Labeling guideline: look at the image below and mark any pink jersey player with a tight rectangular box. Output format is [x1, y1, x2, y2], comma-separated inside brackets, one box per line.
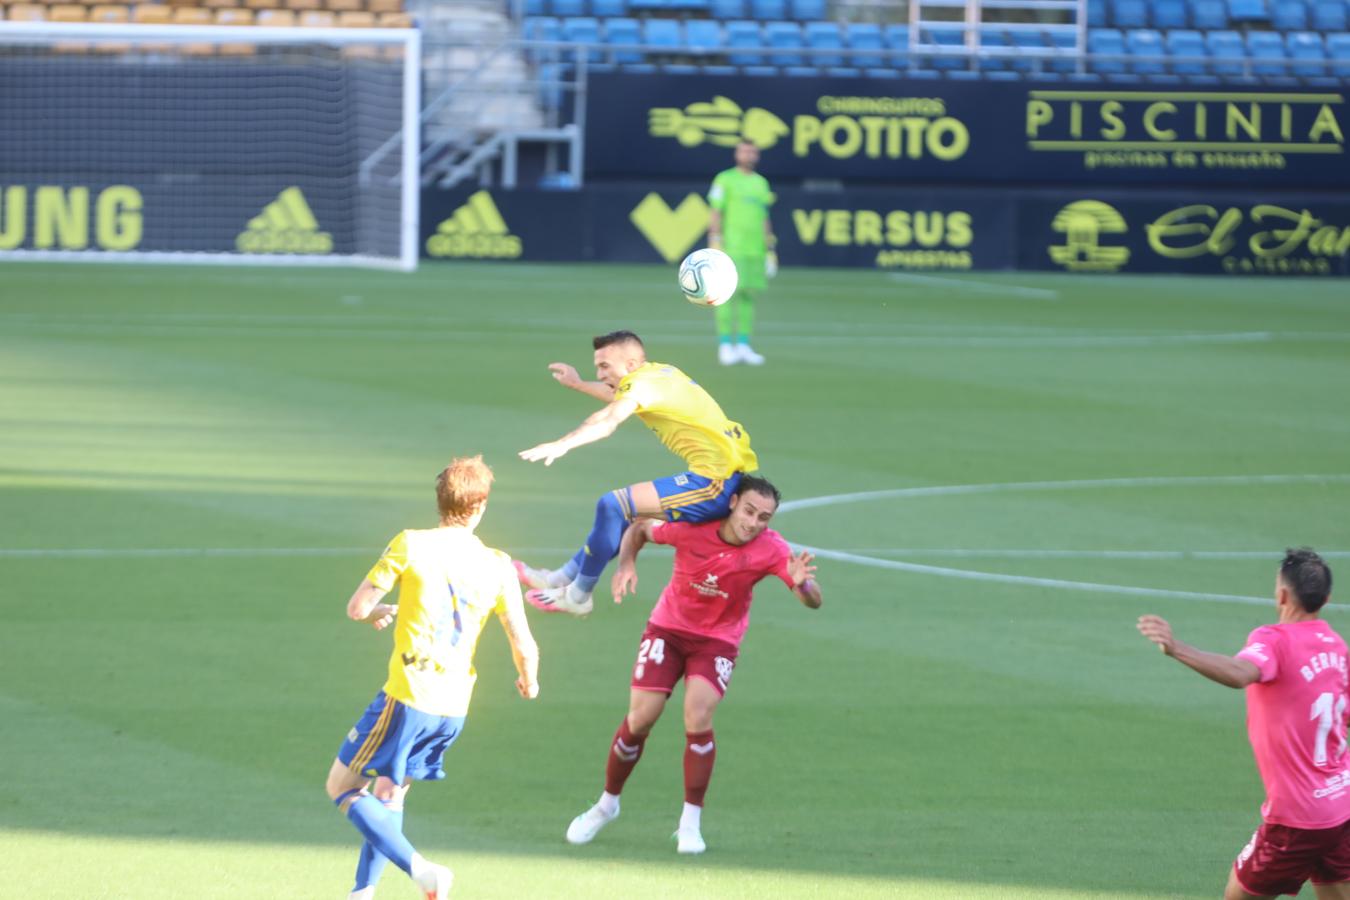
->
[1139, 548, 1349, 900]
[562, 475, 822, 856]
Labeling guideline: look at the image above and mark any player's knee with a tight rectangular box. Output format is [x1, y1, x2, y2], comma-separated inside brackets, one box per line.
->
[627, 707, 660, 735]
[595, 490, 630, 525]
[684, 708, 715, 732]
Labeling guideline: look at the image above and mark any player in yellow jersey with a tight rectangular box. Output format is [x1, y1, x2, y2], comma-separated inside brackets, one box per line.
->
[324, 455, 539, 900]
[517, 330, 758, 617]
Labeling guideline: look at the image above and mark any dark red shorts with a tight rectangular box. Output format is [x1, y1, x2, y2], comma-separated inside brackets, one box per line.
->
[1234, 819, 1350, 896]
[630, 623, 739, 698]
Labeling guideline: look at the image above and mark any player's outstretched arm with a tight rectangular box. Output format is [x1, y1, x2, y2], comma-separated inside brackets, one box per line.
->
[546, 362, 616, 404]
[1136, 614, 1260, 689]
[498, 581, 541, 699]
[788, 551, 822, 609]
[346, 578, 397, 630]
[612, 519, 658, 604]
[519, 396, 639, 466]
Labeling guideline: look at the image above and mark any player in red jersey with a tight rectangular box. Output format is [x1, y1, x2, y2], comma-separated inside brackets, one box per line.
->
[1138, 548, 1350, 900]
[562, 474, 822, 854]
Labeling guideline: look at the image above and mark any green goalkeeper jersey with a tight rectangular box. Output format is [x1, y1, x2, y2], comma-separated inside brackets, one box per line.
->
[707, 167, 775, 256]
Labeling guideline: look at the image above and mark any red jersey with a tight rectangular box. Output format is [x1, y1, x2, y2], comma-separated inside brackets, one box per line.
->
[646, 520, 794, 648]
[1236, 620, 1350, 829]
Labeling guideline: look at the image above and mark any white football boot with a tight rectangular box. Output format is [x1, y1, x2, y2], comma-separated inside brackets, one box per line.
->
[566, 798, 619, 845]
[718, 343, 739, 366]
[736, 343, 765, 366]
[525, 584, 594, 616]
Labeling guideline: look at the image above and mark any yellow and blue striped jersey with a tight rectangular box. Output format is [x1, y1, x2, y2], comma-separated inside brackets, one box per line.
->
[617, 362, 758, 479]
[366, 528, 520, 717]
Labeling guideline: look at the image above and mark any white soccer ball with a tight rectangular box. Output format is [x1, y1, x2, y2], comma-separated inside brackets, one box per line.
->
[678, 248, 739, 308]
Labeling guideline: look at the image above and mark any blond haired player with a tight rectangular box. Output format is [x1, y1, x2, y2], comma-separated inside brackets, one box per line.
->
[324, 456, 540, 900]
[517, 330, 758, 616]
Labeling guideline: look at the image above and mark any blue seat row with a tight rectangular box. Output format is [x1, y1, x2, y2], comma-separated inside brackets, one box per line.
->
[1089, 26, 1349, 75]
[524, 16, 1350, 78]
[1098, 0, 1347, 30]
[523, 0, 828, 20]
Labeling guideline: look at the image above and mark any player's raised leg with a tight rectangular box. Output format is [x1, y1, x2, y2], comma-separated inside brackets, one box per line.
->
[523, 481, 663, 615]
[567, 688, 669, 844]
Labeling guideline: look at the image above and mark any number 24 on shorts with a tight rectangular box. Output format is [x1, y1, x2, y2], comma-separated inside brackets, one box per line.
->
[635, 637, 666, 679]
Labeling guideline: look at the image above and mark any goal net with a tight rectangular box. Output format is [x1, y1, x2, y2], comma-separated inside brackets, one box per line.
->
[0, 22, 421, 271]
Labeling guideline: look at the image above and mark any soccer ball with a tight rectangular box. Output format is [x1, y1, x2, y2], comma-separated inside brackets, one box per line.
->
[678, 248, 738, 307]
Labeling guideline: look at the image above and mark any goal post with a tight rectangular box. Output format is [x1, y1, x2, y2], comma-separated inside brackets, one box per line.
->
[0, 22, 421, 271]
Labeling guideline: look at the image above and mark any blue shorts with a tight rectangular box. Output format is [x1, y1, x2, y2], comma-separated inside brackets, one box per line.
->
[652, 470, 743, 523]
[337, 690, 465, 783]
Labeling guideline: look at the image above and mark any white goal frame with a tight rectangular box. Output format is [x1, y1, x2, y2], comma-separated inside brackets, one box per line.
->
[0, 21, 422, 271]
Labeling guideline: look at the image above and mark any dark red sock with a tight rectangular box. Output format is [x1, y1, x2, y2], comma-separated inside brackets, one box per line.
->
[604, 718, 647, 796]
[683, 730, 716, 806]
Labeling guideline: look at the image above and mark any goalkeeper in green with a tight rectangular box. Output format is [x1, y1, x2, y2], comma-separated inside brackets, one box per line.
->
[707, 140, 777, 367]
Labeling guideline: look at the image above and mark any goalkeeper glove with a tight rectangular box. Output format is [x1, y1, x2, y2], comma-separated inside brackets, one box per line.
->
[765, 250, 778, 279]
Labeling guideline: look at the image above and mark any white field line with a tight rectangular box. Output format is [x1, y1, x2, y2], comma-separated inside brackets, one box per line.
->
[779, 473, 1350, 513]
[887, 271, 1060, 300]
[796, 544, 1278, 607]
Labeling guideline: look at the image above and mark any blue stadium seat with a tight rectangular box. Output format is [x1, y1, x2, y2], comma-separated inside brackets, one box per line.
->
[709, 0, 746, 16]
[1206, 29, 1249, 76]
[1112, 0, 1149, 27]
[663, 63, 699, 74]
[750, 0, 787, 18]
[1271, 0, 1308, 29]
[619, 62, 658, 73]
[524, 16, 561, 64]
[1126, 28, 1166, 73]
[525, 0, 546, 16]
[845, 22, 886, 68]
[1312, 2, 1347, 29]
[561, 16, 602, 63]
[1152, 0, 1188, 26]
[626, 0, 664, 12]
[1049, 28, 1079, 73]
[1166, 29, 1207, 73]
[926, 25, 965, 70]
[552, 0, 585, 17]
[825, 66, 862, 77]
[1329, 32, 1350, 76]
[704, 64, 738, 75]
[1246, 30, 1286, 74]
[1007, 29, 1046, 73]
[590, 0, 626, 16]
[764, 21, 804, 65]
[805, 21, 845, 66]
[685, 19, 723, 53]
[1286, 30, 1326, 76]
[791, 0, 827, 19]
[742, 64, 778, 75]
[980, 30, 1010, 70]
[725, 20, 763, 65]
[643, 18, 682, 52]
[668, 0, 711, 11]
[1190, 0, 1229, 27]
[1088, 28, 1127, 73]
[883, 24, 911, 67]
[1227, 0, 1269, 22]
[1088, 0, 1109, 24]
[986, 69, 1024, 80]
[603, 17, 641, 63]
[862, 67, 903, 78]
[785, 65, 817, 75]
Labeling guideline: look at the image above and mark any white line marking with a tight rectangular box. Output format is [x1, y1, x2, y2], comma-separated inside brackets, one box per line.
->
[798, 545, 1281, 608]
[888, 271, 1061, 300]
[779, 474, 1350, 513]
[783, 474, 1350, 609]
[807, 548, 1350, 560]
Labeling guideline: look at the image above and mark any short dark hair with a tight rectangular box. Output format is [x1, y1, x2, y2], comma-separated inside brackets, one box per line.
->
[736, 474, 781, 506]
[593, 330, 644, 351]
[1280, 547, 1333, 613]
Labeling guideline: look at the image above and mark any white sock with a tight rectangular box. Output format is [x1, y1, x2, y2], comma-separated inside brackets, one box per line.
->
[348, 888, 376, 900]
[679, 802, 702, 832]
[566, 583, 592, 603]
[409, 852, 430, 880]
[597, 791, 620, 816]
[544, 568, 571, 589]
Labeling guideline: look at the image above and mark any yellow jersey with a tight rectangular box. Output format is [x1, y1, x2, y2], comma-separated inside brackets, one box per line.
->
[365, 527, 521, 717]
[617, 362, 758, 479]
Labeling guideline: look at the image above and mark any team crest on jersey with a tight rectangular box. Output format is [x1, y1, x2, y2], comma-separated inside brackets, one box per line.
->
[674, 475, 690, 486]
[692, 572, 728, 599]
[347, 728, 360, 743]
[715, 656, 734, 691]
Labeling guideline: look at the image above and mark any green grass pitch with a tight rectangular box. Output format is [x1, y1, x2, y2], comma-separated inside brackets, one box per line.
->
[2, 261, 1349, 899]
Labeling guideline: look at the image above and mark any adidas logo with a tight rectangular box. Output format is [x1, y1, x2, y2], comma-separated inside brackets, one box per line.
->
[426, 191, 522, 259]
[236, 187, 333, 255]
